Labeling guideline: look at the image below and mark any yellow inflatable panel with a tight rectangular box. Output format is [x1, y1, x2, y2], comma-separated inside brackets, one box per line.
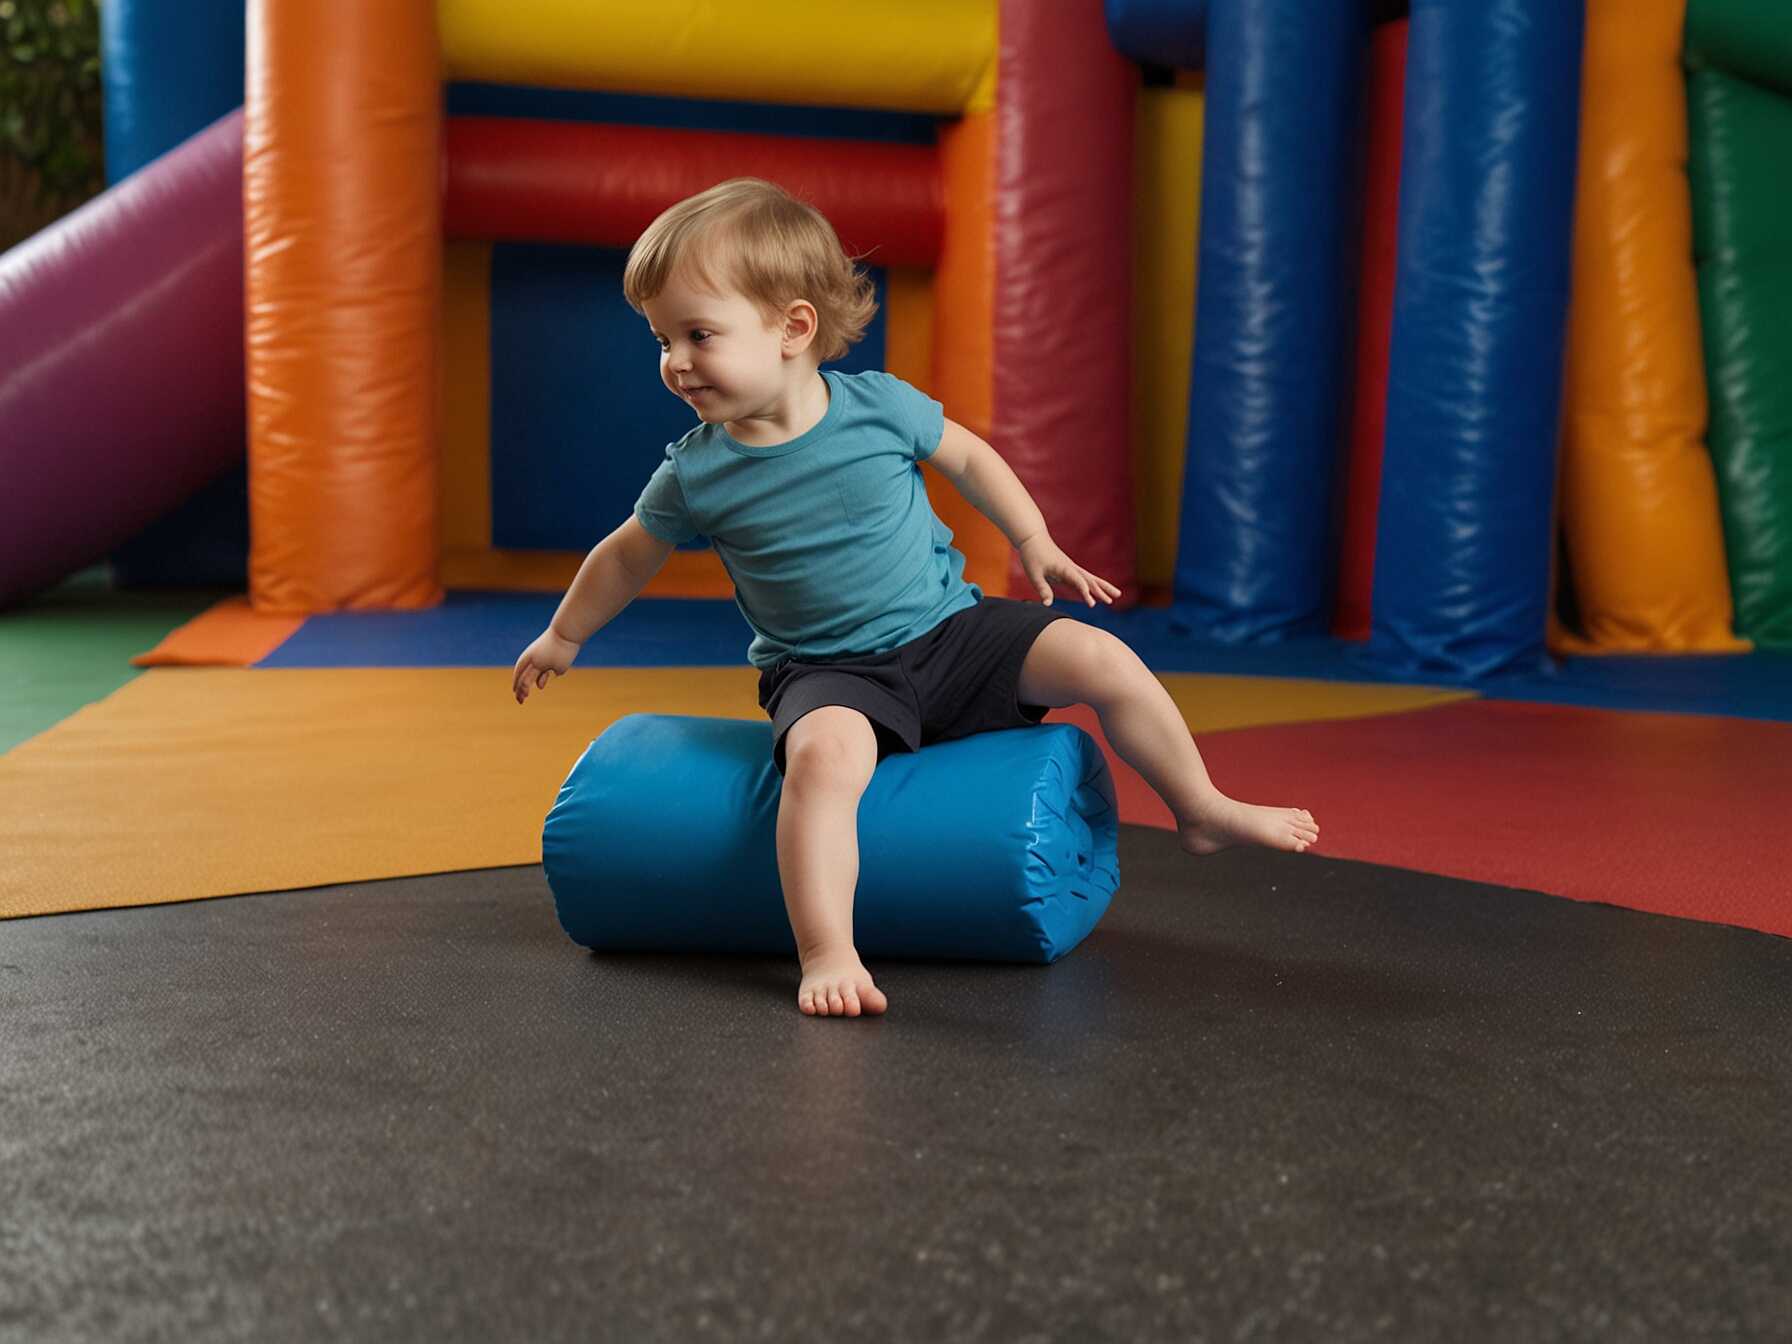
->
[1131, 82, 1203, 595]
[440, 0, 996, 115]
[1557, 0, 1747, 653]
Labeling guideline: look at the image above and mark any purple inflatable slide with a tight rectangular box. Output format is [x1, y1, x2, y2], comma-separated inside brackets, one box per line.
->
[0, 109, 245, 609]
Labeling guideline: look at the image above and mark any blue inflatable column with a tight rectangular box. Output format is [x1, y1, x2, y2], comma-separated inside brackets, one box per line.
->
[1367, 0, 1585, 680]
[102, 0, 251, 589]
[101, 0, 246, 183]
[1103, 0, 1209, 71]
[1172, 0, 1367, 642]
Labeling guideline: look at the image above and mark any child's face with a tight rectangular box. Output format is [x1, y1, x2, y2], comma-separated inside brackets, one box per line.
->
[642, 269, 791, 426]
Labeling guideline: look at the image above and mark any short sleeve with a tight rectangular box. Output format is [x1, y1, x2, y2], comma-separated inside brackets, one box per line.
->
[860, 370, 944, 461]
[892, 376, 946, 461]
[633, 451, 698, 544]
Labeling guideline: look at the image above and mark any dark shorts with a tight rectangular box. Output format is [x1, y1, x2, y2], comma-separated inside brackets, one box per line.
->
[757, 596, 1075, 775]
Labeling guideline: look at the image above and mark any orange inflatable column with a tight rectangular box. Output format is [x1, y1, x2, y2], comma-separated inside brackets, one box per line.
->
[1555, 0, 1745, 652]
[245, 0, 443, 613]
[930, 111, 1009, 596]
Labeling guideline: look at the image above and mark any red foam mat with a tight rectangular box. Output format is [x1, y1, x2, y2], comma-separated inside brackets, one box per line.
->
[1061, 699, 1791, 938]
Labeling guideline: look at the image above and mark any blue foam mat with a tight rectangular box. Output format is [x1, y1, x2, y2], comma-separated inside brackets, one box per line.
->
[255, 594, 1792, 722]
[257, 593, 751, 670]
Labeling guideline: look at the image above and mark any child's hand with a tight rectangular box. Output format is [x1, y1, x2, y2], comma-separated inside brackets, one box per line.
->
[513, 628, 582, 704]
[1018, 534, 1122, 608]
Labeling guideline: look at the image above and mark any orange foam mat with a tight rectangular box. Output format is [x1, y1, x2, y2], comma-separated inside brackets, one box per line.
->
[0, 666, 1466, 920]
[130, 597, 306, 667]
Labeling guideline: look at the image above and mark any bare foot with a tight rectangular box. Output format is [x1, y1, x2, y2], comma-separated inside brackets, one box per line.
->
[1179, 796, 1319, 857]
[797, 948, 888, 1018]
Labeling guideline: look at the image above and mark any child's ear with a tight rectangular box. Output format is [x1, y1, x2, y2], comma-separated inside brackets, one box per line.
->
[780, 300, 819, 357]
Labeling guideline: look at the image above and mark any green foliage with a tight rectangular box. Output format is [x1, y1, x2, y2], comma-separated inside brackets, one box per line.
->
[1, 0, 103, 246]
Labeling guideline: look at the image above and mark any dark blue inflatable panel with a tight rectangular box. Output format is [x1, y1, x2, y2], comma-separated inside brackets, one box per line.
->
[543, 716, 1120, 964]
[101, 0, 248, 587]
[1368, 0, 1584, 680]
[1171, 0, 1367, 643]
[1103, 0, 1209, 71]
[446, 83, 938, 144]
[488, 245, 886, 552]
[100, 0, 244, 183]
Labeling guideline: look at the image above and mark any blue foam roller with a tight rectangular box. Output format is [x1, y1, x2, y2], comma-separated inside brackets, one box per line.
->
[542, 715, 1120, 964]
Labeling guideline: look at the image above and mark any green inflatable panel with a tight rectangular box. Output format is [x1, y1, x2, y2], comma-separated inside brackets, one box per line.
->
[1686, 0, 1792, 100]
[1687, 69, 1792, 648]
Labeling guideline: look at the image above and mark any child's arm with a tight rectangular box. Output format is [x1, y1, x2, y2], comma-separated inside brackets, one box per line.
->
[928, 418, 1122, 607]
[512, 517, 675, 703]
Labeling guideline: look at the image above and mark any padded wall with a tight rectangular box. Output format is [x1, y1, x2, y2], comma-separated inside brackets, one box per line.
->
[1367, 0, 1584, 680]
[488, 248, 886, 552]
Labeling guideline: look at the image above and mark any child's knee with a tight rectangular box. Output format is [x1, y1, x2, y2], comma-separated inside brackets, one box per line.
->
[1060, 627, 1139, 696]
[782, 709, 878, 792]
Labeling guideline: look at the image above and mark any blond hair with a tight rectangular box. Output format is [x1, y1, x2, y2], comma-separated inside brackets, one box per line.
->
[623, 178, 877, 363]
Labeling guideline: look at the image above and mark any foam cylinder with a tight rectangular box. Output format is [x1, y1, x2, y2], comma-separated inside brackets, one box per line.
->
[244, 0, 442, 613]
[542, 716, 1120, 964]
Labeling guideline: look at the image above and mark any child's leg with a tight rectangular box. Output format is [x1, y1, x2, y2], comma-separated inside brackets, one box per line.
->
[1017, 621, 1319, 855]
[776, 705, 889, 1017]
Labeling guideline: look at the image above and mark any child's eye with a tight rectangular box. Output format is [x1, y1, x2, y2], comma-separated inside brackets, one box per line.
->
[690, 330, 712, 344]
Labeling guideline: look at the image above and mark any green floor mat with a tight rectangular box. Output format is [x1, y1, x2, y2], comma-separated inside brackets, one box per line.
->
[0, 569, 231, 755]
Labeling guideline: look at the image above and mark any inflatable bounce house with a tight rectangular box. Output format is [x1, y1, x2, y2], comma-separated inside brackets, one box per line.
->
[3, 0, 1789, 928]
[5, 1, 1792, 1333]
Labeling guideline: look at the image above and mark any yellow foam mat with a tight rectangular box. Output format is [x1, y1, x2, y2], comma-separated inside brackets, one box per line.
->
[1159, 673, 1470, 734]
[1, 668, 761, 920]
[1, 666, 1468, 920]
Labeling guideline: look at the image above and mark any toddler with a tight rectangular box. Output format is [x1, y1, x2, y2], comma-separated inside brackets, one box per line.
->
[514, 178, 1318, 1018]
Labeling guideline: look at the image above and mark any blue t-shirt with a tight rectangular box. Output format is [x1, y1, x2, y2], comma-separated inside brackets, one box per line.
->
[633, 369, 982, 669]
